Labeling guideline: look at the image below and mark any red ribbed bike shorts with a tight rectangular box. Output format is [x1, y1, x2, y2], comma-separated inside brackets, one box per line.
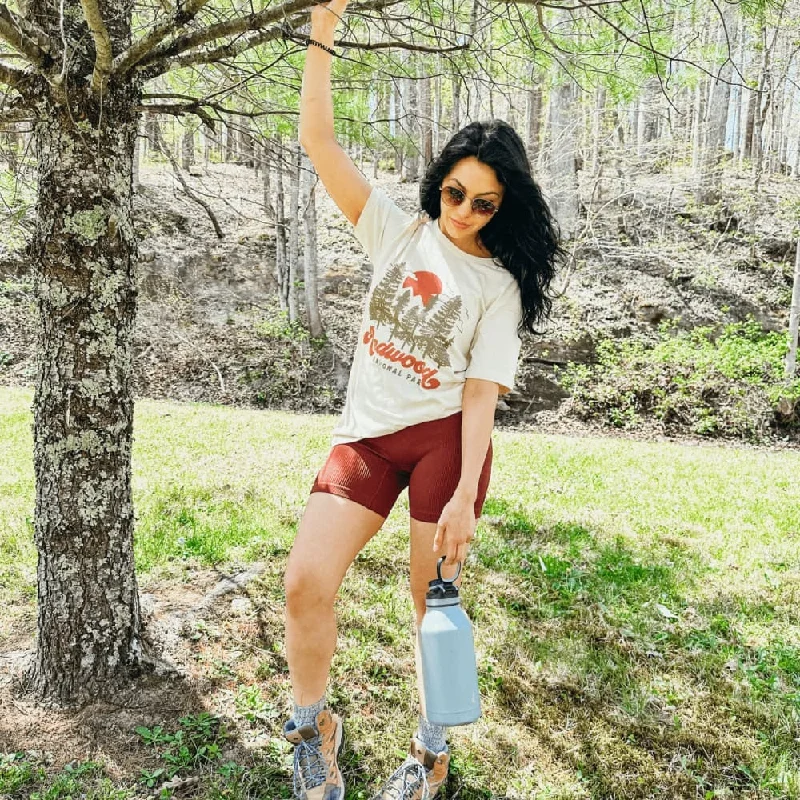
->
[310, 411, 493, 523]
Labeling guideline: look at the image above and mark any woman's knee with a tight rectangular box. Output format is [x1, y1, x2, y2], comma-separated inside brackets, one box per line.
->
[284, 561, 336, 615]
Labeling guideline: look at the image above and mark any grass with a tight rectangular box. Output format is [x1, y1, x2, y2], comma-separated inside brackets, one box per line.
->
[1, 384, 799, 798]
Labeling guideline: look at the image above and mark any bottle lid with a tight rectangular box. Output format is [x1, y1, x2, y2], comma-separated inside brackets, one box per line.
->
[426, 557, 461, 601]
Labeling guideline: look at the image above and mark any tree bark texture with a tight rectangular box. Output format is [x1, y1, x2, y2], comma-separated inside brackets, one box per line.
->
[23, 10, 144, 703]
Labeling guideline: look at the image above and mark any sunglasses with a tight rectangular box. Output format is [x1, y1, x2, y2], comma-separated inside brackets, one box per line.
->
[440, 185, 499, 217]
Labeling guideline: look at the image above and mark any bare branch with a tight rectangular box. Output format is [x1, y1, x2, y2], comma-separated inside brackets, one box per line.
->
[135, 0, 317, 71]
[141, 93, 292, 122]
[152, 124, 224, 238]
[535, 3, 569, 54]
[139, 18, 463, 81]
[140, 101, 218, 128]
[113, 0, 214, 75]
[78, 0, 113, 93]
[137, 18, 316, 79]
[575, 0, 748, 88]
[0, 3, 49, 67]
[134, 0, 403, 76]
[308, 33, 469, 53]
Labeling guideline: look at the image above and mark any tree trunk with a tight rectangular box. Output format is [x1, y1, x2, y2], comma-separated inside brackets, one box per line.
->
[401, 61, 419, 182]
[743, 85, 756, 161]
[433, 67, 442, 154]
[241, 115, 254, 168]
[732, 22, 748, 165]
[637, 79, 660, 158]
[181, 125, 195, 170]
[301, 154, 324, 339]
[691, 80, 705, 173]
[25, 72, 144, 704]
[549, 78, 579, 238]
[752, 23, 770, 191]
[452, 76, 461, 136]
[144, 112, 160, 159]
[536, 88, 552, 175]
[786, 240, 800, 378]
[526, 64, 542, 164]
[287, 139, 301, 324]
[419, 72, 433, 168]
[274, 135, 288, 310]
[202, 124, 212, 165]
[591, 86, 606, 178]
[133, 115, 143, 192]
[391, 80, 400, 171]
[696, 10, 736, 204]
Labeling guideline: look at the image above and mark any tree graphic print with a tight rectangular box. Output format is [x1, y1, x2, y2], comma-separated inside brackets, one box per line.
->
[389, 289, 412, 339]
[369, 261, 405, 326]
[366, 263, 465, 373]
[396, 305, 422, 349]
[415, 296, 463, 367]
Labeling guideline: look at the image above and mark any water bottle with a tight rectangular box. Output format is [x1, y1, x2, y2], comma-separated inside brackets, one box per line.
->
[417, 557, 481, 726]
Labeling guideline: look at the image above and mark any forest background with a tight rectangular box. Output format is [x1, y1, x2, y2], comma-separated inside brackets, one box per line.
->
[1, 0, 800, 797]
[2, 0, 800, 442]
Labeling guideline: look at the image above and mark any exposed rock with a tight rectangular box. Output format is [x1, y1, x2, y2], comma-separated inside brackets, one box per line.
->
[525, 333, 596, 365]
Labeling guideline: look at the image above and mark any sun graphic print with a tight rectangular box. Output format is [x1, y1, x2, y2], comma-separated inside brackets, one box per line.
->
[401, 270, 443, 306]
[364, 262, 464, 389]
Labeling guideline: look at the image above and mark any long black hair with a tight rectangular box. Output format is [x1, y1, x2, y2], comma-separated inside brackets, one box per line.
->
[419, 119, 563, 335]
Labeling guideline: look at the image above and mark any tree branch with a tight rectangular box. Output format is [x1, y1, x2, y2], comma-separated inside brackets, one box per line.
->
[152, 124, 224, 238]
[134, 0, 402, 76]
[141, 93, 294, 123]
[135, 0, 315, 71]
[113, 0, 214, 75]
[0, 3, 49, 67]
[574, 0, 739, 86]
[138, 16, 463, 81]
[78, 0, 113, 93]
[140, 101, 218, 128]
[137, 19, 297, 79]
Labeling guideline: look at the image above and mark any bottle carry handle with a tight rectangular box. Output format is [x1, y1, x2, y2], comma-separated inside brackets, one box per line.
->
[436, 556, 461, 584]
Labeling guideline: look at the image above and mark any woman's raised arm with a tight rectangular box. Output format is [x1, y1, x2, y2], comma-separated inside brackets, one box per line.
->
[299, 0, 372, 227]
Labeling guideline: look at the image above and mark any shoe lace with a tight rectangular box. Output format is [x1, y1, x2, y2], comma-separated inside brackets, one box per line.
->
[293, 735, 328, 796]
[379, 756, 431, 800]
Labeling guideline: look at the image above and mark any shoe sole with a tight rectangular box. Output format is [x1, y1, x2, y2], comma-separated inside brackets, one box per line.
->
[334, 716, 345, 796]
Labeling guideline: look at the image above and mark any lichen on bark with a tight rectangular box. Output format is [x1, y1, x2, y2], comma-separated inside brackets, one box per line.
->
[25, 66, 147, 705]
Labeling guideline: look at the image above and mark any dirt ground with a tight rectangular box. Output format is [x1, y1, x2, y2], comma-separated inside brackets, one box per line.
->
[0, 560, 292, 783]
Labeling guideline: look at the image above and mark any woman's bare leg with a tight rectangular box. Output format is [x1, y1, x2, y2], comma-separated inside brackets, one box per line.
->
[284, 492, 386, 705]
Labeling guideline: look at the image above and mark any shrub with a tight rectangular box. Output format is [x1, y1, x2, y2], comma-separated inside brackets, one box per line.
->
[560, 319, 800, 440]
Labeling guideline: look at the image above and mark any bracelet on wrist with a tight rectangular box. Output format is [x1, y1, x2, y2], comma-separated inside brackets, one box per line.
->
[307, 37, 337, 56]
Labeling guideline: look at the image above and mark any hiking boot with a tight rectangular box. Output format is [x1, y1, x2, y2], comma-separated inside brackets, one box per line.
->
[370, 736, 450, 800]
[283, 707, 345, 800]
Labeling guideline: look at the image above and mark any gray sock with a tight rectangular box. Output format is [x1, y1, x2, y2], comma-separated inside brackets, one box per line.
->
[416, 713, 448, 754]
[293, 695, 328, 735]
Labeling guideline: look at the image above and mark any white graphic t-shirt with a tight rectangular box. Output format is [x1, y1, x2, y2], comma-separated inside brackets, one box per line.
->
[331, 185, 523, 446]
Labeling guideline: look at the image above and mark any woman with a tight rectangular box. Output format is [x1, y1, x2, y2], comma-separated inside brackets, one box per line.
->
[282, 0, 562, 797]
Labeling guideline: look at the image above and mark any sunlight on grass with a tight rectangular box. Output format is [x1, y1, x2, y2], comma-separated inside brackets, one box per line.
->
[1, 385, 799, 798]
